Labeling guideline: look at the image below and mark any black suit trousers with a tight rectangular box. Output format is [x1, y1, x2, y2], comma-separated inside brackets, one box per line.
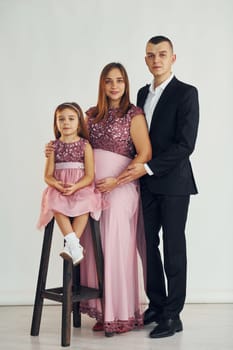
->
[141, 182, 190, 319]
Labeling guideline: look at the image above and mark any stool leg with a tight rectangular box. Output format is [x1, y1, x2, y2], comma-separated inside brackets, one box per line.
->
[31, 219, 55, 336]
[72, 265, 81, 328]
[61, 259, 73, 347]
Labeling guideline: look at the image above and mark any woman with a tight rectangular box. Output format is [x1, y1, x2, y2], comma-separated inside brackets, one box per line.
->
[80, 62, 151, 336]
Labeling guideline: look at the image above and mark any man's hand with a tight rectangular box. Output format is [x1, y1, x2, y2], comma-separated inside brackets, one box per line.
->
[96, 177, 117, 193]
[117, 163, 147, 185]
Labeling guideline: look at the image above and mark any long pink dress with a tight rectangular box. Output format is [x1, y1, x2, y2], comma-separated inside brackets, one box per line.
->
[80, 105, 146, 334]
[37, 138, 102, 229]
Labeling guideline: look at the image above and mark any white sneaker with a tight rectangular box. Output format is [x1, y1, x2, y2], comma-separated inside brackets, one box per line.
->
[60, 241, 84, 266]
[60, 243, 72, 261]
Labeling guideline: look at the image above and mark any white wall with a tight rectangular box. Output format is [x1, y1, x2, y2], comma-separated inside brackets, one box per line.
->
[0, 0, 232, 305]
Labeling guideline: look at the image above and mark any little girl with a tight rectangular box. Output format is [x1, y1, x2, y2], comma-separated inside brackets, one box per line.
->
[37, 102, 102, 265]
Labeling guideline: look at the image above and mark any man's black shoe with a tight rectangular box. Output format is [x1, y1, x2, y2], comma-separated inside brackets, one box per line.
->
[143, 308, 161, 325]
[149, 318, 183, 338]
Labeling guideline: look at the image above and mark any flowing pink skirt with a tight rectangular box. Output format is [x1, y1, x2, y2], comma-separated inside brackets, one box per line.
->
[37, 162, 102, 229]
[80, 149, 146, 333]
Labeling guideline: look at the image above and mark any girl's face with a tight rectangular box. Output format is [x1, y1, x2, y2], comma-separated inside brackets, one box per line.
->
[56, 108, 79, 139]
[104, 68, 125, 108]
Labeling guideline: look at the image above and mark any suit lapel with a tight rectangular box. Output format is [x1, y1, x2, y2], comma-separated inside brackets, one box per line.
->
[150, 77, 178, 127]
[138, 84, 150, 109]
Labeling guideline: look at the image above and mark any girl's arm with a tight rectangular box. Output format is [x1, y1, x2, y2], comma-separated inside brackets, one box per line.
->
[62, 143, 94, 196]
[44, 151, 65, 192]
[75, 142, 95, 190]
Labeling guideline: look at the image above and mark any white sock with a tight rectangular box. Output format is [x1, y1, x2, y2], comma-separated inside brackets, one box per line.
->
[65, 232, 78, 243]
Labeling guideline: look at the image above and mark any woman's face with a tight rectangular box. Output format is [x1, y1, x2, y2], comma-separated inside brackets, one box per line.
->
[104, 68, 125, 108]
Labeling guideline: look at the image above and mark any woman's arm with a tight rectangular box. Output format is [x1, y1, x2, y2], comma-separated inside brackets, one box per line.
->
[96, 114, 152, 192]
[115, 114, 152, 183]
[129, 113, 152, 164]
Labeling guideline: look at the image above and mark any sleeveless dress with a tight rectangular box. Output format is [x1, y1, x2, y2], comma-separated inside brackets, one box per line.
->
[80, 105, 147, 333]
[37, 138, 102, 229]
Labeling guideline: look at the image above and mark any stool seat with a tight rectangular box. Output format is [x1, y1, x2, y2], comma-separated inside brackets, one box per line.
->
[30, 217, 103, 347]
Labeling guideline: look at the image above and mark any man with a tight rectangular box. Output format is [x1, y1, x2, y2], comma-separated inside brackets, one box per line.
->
[118, 35, 199, 338]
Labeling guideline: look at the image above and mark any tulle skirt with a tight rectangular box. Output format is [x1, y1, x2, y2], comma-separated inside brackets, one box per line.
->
[80, 149, 147, 333]
[37, 162, 102, 229]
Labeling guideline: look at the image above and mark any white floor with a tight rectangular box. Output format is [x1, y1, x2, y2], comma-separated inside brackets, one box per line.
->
[0, 304, 233, 350]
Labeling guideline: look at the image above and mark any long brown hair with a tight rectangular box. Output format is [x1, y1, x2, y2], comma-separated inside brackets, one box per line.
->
[92, 62, 131, 122]
[53, 102, 89, 140]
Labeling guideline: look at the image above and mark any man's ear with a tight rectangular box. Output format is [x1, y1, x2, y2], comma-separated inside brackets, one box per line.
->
[172, 54, 176, 64]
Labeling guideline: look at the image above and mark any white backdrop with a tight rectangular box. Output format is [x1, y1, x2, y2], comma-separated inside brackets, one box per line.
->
[0, 0, 232, 305]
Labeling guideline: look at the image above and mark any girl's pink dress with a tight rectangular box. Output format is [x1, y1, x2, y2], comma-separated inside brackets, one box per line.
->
[37, 138, 102, 229]
[80, 105, 147, 334]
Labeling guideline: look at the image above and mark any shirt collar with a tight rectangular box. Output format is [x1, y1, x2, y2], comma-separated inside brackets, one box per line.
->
[149, 73, 174, 94]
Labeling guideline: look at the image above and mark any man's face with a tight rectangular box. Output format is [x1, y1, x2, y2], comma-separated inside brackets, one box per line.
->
[145, 41, 176, 82]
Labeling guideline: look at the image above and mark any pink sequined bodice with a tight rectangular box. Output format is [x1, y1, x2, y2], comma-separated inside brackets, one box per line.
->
[53, 138, 87, 163]
[86, 104, 143, 159]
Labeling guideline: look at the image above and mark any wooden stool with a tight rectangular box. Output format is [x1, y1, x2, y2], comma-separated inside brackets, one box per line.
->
[30, 217, 103, 347]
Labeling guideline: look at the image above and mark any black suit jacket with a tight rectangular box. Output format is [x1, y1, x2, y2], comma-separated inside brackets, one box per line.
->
[137, 76, 199, 195]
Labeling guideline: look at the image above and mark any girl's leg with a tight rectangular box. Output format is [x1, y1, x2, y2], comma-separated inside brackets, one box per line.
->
[54, 212, 73, 236]
[54, 212, 84, 265]
[72, 213, 89, 239]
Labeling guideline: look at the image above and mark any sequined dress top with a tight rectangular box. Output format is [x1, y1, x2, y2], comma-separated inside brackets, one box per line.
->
[86, 104, 144, 159]
[54, 138, 86, 163]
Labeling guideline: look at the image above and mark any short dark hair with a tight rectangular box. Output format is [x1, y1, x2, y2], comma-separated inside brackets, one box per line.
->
[148, 35, 173, 51]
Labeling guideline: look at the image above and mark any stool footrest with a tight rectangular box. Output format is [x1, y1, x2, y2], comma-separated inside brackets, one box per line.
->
[42, 286, 102, 303]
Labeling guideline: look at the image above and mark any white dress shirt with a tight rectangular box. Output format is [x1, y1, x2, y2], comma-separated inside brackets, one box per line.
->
[144, 73, 174, 175]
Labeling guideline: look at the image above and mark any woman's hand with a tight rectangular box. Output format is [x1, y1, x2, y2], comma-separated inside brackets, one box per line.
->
[45, 141, 54, 158]
[96, 177, 117, 193]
